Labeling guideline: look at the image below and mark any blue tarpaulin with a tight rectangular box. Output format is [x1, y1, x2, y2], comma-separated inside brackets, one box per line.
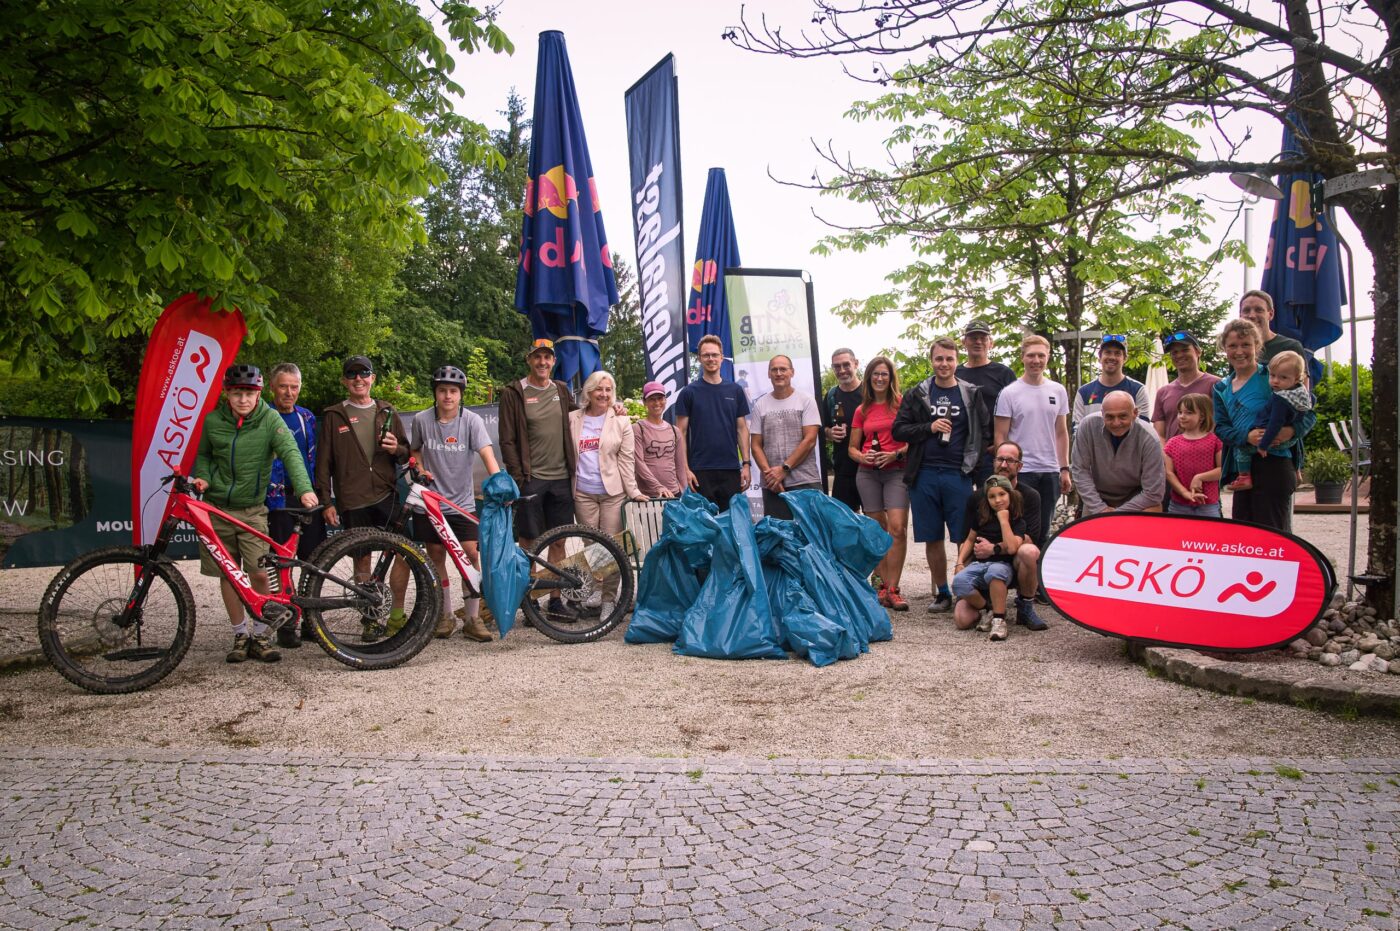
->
[479, 472, 531, 638]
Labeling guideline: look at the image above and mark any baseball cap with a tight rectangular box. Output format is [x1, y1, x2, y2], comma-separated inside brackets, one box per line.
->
[1098, 334, 1127, 353]
[342, 355, 374, 377]
[963, 319, 992, 336]
[526, 338, 555, 358]
[642, 381, 668, 399]
[1163, 329, 1199, 349]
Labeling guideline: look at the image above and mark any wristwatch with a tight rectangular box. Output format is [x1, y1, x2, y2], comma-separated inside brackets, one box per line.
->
[781, 463, 792, 474]
[1059, 466, 1070, 472]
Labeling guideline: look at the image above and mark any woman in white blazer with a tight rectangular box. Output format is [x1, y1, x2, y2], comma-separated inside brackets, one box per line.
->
[568, 370, 647, 535]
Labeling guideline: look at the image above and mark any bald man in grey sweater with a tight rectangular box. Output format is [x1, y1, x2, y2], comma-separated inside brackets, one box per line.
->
[1071, 391, 1165, 514]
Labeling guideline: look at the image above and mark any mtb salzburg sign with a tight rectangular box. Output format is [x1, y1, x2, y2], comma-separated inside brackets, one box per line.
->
[1040, 513, 1335, 652]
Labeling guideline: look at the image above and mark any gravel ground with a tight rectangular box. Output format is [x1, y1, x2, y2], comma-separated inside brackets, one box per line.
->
[1, 506, 1396, 759]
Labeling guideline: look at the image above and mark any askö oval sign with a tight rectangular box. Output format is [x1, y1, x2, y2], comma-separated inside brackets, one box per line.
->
[1040, 514, 1336, 652]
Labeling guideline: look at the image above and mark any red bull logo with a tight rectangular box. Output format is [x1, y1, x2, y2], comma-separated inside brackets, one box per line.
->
[691, 259, 718, 293]
[524, 165, 579, 219]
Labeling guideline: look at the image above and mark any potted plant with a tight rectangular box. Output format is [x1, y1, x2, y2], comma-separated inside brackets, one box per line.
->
[1306, 448, 1352, 504]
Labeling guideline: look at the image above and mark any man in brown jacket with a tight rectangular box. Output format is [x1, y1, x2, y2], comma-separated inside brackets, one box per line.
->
[497, 339, 577, 549]
[316, 355, 411, 636]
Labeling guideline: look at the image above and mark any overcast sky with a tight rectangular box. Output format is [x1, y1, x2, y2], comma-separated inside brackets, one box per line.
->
[442, 0, 1376, 368]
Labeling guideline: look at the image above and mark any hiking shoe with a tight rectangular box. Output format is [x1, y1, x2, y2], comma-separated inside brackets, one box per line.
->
[976, 611, 992, 633]
[545, 596, 580, 620]
[989, 617, 1008, 641]
[433, 614, 455, 639]
[275, 624, 301, 649]
[461, 615, 493, 642]
[225, 634, 250, 664]
[1226, 474, 1253, 492]
[247, 634, 281, 663]
[877, 585, 892, 608]
[927, 593, 953, 613]
[360, 621, 387, 642]
[1015, 596, 1049, 631]
[386, 609, 408, 637]
[887, 588, 909, 612]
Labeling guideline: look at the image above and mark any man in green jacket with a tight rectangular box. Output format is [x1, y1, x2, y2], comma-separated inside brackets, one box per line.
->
[193, 364, 319, 664]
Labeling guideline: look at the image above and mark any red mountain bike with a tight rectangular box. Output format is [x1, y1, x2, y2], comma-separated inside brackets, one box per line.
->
[402, 462, 634, 643]
[38, 473, 440, 694]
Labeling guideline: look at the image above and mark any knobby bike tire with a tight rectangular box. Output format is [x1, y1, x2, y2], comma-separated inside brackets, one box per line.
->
[38, 547, 196, 694]
[298, 528, 440, 670]
[520, 523, 635, 644]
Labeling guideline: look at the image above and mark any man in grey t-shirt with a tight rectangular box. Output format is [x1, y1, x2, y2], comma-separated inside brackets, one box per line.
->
[750, 354, 822, 520]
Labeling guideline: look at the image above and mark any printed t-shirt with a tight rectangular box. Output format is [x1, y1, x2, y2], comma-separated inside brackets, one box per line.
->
[1164, 432, 1223, 505]
[576, 413, 606, 494]
[1075, 376, 1149, 423]
[824, 384, 866, 476]
[851, 401, 905, 471]
[922, 382, 968, 470]
[750, 390, 822, 486]
[521, 379, 567, 481]
[1152, 373, 1221, 440]
[995, 379, 1069, 473]
[410, 408, 491, 512]
[634, 419, 682, 494]
[675, 379, 750, 471]
[279, 411, 312, 466]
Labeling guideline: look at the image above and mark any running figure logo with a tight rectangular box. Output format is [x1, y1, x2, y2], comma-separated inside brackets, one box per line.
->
[1217, 571, 1277, 604]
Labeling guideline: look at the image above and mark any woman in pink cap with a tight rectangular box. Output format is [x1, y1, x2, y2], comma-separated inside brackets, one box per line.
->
[633, 381, 688, 498]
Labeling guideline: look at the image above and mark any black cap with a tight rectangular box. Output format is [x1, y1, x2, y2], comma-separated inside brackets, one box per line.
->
[342, 355, 374, 377]
[963, 319, 992, 336]
[1163, 330, 1199, 350]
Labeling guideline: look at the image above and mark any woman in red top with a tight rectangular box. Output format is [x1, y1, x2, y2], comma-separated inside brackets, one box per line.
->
[848, 356, 910, 610]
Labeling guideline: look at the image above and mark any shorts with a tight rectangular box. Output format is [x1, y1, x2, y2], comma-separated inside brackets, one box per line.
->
[517, 476, 574, 539]
[342, 495, 396, 531]
[952, 560, 1015, 599]
[910, 466, 972, 543]
[268, 509, 327, 560]
[1168, 500, 1222, 518]
[693, 469, 743, 513]
[830, 471, 862, 512]
[198, 505, 270, 578]
[409, 509, 479, 545]
[855, 467, 909, 513]
[761, 482, 822, 521]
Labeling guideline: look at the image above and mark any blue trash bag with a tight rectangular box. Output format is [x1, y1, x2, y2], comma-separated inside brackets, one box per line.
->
[754, 518, 857, 667]
[783, 489, 894, 647]
[673, 494, 787, 660]
[479, 471, 531, 638]
[626, 493, 718, 644]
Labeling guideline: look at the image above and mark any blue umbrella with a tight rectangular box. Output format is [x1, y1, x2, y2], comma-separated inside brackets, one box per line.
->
[687, 168, 742, 381]
[1260, 112, 1345, 367]
[514, 30, 619, 387]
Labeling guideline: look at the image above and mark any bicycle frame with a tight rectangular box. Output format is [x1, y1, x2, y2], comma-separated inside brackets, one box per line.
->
[410, 484, 483, 596]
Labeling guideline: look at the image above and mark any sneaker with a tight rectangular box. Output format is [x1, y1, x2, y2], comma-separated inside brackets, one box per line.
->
[877, 585, 892, 608]
[247, 634, 281, 663]
[386, 608, 408, 637]
[976, 611, 992, 633]
[226, 634, 250, 664]
[927, 593, 953, 613]
[360, 621, 387, 642]
[989, 617, 1008, 641]
[1015, 596, 1049, 631]
[887, 588, 909, 612]
[1226, 474, 1253, 492]
[545, 596, 581, 619]
[461, 615, 493, 642]
[1034, 589, 1051, 606]
[433, 614, 455, 639]
[275, 624, 301, 649]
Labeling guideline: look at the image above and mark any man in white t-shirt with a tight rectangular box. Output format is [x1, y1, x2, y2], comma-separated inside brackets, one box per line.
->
[750, 354, 822, 520]
[994, 334, 1070, 555]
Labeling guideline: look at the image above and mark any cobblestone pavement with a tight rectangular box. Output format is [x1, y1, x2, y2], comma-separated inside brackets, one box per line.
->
[2, 749, 1397, 930]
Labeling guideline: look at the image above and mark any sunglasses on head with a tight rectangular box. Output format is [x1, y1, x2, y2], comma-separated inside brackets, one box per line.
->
[1101, 334, 1127, 346]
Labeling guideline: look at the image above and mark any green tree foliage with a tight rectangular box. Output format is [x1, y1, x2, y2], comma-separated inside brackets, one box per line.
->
[394, 94, 533, 390]
[0, 0, 512, 403]
[599, 259, 647, 400]
[1307, 362, 1373, 458]
[807, 0, 1235, 395]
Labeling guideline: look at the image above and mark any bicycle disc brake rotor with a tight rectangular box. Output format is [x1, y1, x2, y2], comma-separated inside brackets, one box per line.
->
[89, 597, 135, 648]
[360, 580, 392, 623]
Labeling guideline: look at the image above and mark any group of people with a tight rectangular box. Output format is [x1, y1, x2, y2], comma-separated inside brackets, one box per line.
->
[189, 287, 1316, 663]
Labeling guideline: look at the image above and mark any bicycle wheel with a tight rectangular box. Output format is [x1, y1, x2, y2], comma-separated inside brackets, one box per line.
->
[520, 523, 634, 643]
[38, 547, 196, 694]
[298, 528, 440, 670]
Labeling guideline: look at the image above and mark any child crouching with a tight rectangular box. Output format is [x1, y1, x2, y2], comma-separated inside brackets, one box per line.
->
[951, 475, 1025, 642]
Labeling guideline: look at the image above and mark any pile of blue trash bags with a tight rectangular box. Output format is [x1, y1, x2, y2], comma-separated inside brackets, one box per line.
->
[626, 489, 893, 666]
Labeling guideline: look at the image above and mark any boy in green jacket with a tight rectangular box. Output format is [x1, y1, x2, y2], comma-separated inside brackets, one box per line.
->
[193, 365, 319, 664]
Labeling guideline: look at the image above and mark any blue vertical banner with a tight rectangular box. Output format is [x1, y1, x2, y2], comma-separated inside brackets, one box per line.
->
[689, 168, 742, 382]
[624, 54, 688, 400]
[1261, 111, 1345, 356]
[514, 30, 619, 387]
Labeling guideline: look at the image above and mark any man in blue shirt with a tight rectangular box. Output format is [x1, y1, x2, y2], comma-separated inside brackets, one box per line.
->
[675, 334, 751, 512]
[1073, 334, 1149, 425]
[264, 362, 324, 648]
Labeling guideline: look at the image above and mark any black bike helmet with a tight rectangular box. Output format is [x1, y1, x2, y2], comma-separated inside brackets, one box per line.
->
[431, 365, 467, 389]
[223, 364, 264, 389]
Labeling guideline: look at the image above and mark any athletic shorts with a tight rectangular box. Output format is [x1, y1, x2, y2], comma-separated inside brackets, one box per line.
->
[198, 505, 270, 578]
[910, 466, 972, 543]
[517, 476, 574, 540]
[855, 467, 909, 514]
[341, 495, 396, 531]
[409, 509, 478, 545]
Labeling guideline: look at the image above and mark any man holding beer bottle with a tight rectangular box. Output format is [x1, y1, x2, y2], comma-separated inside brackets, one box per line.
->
[893, 338, 988, 613]
[822, 348, 864, 512]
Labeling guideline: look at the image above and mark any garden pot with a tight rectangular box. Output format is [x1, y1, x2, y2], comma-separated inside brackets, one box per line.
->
[1314, 481, 1345, 505]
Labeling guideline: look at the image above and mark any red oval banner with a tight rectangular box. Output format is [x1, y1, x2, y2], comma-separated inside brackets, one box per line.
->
[1040, 514, 1336, 652]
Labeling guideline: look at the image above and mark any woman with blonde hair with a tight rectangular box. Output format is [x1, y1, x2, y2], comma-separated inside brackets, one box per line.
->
[569, 370, 647, 535]
[848, 356, 910, 610]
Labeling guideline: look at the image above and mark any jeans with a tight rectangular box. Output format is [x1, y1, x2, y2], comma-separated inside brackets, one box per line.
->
[1167, 500, 1222, 518]
[1019, 471, 1060, 540]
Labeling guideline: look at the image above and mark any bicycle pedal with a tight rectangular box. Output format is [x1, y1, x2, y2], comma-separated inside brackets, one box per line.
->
[260, 602, 292, 626]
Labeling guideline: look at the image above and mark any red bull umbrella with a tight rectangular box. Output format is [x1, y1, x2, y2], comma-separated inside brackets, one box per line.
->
[513, 30, 619, 387]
